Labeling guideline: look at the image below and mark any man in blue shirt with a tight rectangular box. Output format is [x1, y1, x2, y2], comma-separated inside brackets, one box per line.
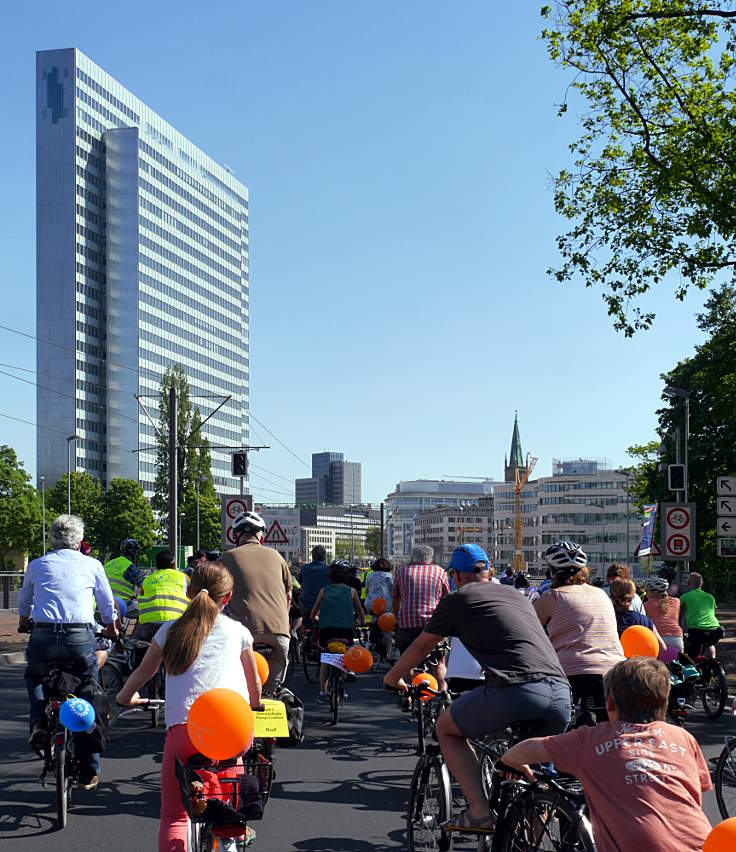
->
[300, 545, 330, 624]
[18, 514, 117, 790]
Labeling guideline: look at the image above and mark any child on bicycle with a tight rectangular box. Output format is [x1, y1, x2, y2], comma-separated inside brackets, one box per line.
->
[310, 560, 365, 703]
[501, 657, 712, 852]
[116, 562, 263, 852]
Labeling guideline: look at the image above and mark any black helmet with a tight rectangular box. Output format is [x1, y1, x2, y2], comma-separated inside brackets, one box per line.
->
[329, 559, 352, 583]
[121, 538, 140, 560]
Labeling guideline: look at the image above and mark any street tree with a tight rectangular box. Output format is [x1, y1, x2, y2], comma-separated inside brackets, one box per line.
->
[0, 446, 40, 570]
[365, 526, 382, 557]
[335, 537, 366, 561]
[96, 478, 155, 562]
[542, 2, 736, 334]
[47, 471, 102, 539]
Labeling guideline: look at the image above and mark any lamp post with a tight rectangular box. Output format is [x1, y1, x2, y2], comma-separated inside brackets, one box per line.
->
[196, 478, 202, 551]
[663, 385, 691, 577]
[66, 435, 79, 514]
[40, 476, 46, 555]
[178, 511, 185, 568]
[614, 469, 632, 564]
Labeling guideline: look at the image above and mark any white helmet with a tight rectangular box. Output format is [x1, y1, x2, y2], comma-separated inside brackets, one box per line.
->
[231, 510, 266, 537]
[543, 541, 587, 573]
[645, 575, 669, 595]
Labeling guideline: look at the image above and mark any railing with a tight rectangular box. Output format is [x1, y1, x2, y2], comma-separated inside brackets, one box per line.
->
[0, 574, 25, 610]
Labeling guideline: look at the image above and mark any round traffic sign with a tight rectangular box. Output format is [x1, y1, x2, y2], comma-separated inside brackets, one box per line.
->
[666, 507, 690, 530]
[226, 526, 238, 545]
[667, 533, 690, 555]
[226, 498, 249, 519]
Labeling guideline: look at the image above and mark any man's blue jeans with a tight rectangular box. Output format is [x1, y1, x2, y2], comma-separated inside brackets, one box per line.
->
[25, 625, 100, 774]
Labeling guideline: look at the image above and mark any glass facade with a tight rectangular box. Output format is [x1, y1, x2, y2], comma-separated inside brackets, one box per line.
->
[37, 48, 249, 496]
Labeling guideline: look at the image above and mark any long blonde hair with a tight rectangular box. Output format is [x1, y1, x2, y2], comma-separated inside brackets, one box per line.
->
[162, 563, 233, 676]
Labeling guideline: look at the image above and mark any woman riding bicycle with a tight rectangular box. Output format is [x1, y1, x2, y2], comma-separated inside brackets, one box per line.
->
[310, 560, 365, 703]
[116, 562, 263, 852]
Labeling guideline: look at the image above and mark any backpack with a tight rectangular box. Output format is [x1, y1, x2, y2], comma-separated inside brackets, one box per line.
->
[41, 668, 110, 754]
[274, 687, 304, 747]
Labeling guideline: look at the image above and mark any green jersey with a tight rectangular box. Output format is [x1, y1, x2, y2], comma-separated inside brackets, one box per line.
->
[680, 588, 719, 630]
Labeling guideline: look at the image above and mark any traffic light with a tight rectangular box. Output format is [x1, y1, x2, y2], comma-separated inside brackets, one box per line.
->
[232, 452, 247, 477]
[668, 464, 685, 491]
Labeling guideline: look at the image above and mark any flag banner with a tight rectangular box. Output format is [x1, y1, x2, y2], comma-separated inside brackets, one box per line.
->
[638, 504, 657, 557]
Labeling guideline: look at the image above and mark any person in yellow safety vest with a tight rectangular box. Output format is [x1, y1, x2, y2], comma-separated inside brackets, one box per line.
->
[133, 550, 190, 643]
[103, 539, 145, 602]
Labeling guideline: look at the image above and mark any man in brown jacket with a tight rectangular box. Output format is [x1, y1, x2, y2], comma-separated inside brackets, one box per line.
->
[217, 511, 293, 691]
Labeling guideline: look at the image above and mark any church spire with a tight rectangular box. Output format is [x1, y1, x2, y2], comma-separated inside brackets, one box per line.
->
[504, 412, 527, 482]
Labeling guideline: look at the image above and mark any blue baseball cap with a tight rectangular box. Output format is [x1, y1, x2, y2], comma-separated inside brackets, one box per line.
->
[448, 544, 490, 574]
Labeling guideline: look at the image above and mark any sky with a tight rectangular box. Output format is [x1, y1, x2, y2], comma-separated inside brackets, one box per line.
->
[0, 1, 712, 504]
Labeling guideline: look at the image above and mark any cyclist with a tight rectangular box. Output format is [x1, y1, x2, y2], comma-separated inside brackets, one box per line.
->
[644, 575, 684, 654]
[385, 543, 570, 834]
[603, 563, 645, 613]
[116, 562, 263, 852]
[534, 541, 623, 722]
[609, 578, 666, 654]
[311, 560, 366, 703]
[18, 514, 117, 790]
[217, 510, 293, 691]
[679, 571, 723, 658]
[133, 550, 189, 643]
[103, 538, 144, 605]
[300, 545, 330, 630]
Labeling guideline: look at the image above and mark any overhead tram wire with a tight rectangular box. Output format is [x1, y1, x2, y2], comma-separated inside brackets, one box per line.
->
[248, 412, 310, 470]
[249, 462, 294, 484]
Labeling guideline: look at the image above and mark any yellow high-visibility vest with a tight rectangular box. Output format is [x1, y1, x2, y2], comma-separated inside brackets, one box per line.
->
[138, 569, 189, 624]
[104, 556, 136, 600]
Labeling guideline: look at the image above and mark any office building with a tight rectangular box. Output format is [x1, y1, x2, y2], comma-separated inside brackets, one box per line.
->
[36, 48, 249, 495]
[295, 450, 361, 505]
[413, 500, 494, 567]
[329, 460, 361, 504]
[300, 505, 380, 556]
[300, 526, 336, 563]
[294, 476, 327, 505]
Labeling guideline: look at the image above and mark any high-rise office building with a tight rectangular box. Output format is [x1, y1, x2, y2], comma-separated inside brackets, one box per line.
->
[329, 460, 361, 504]
[294, 451, 362, 505]
[36, 48, 250, 495]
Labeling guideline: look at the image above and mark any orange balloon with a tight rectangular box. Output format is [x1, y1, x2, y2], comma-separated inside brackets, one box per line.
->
[620, 625, 659, 659]
[412, 672, 438, 701]
[254, 651, 269, 686]
[187, 688, 254, 760]
[343, 644, 373, 674]
[703, 817, 736, 852]
[377, 612, 396, 631]
[372, 598, 388, 616]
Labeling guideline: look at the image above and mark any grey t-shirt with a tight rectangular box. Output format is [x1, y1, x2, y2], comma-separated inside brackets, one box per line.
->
[424, 581, 567, 687]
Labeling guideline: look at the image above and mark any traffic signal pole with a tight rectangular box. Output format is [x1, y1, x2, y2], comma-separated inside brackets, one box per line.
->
[169, 386, 177, 557]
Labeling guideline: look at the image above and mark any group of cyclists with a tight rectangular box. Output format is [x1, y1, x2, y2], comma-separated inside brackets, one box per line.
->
[16, 508, 729, 850]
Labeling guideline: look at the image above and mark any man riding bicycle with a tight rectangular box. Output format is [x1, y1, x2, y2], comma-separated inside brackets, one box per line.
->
[133, 550, 189, 643]
[103, 538, 145, 605]
[384, 543, 570, 834]
[680, 571, 723, 658]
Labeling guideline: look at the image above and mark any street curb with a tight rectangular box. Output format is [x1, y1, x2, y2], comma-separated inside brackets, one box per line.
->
[0, 652, 25, 667]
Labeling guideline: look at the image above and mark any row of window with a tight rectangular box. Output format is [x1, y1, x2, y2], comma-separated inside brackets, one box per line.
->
[76, 222, 105, 247]
[540, 481, 628, 492]
[77, 338, 104, 360]
[76, 319, 103, 340]
[76, 163, 103, 189]
[77, 397, 105, 416]
[83, 457, 106, 472]
[76, 435, 107, 453]
[139, 307, 241, 362]
[76, 143, 104, 173]
[76, 203, 106, 230]
[76, 126, 105, 154]
[76, 417, 105, 434]
[76, 68, 140, 123]
[77, 359, 103, 378]
[76, 86, 129, 130]
[139, 289, 243, 349]
[139, 414, 241, 444]
[76, 301, 105, 323]
[139, 194, 242, 255]
[76, 182, 105, 211]
[77, 105, 107, 137]
[139, 272, 243, 331]
[139, 328, 248, 385]
[76, 377, 104, 398]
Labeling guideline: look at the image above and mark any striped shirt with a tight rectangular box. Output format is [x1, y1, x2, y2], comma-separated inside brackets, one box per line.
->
[393, 563, 451, 629]
[546, 584, 624, 677]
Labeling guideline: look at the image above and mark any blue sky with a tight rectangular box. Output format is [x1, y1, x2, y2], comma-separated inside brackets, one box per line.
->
[0, 2, 711, 503]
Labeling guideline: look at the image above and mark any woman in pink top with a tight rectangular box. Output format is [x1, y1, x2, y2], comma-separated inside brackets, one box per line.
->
[644, 575, 684, 654]
[534, 541, 624, 721]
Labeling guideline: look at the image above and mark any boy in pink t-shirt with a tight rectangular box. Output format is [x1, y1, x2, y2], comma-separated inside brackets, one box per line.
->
[501, 657, 711, 852]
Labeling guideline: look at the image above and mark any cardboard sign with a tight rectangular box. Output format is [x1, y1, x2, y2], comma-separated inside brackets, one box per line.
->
[252, 699, 289, 739]
[320, 652, 347, 672]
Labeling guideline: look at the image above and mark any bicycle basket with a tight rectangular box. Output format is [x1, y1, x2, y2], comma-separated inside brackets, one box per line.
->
[327, 641, 347, 653]
[175, 752, 273, 824]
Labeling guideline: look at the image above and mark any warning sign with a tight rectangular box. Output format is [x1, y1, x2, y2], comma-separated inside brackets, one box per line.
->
[264, 520, 288, 545]
[220, 494, 253, 549]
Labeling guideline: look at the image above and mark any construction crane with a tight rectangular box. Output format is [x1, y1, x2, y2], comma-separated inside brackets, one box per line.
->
[513, 454, 538, 574]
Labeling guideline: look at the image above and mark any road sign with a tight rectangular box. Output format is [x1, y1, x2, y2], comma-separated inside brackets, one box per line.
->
[220, 494, 254, 549]
[718, 497, 736, 516]
[717, 476, 736, 496]
[718, 517, 736, 537]
[264, 520, 288, 545]
[661, 503, 696, 561]
[718, 538, 736, 558]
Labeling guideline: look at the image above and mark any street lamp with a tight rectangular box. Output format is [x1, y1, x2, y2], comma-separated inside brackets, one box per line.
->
[66, 435, 80, 514]
[40, 475, 46, 555]
[663, 386, 690, 502]
[195, 478, 202, 551]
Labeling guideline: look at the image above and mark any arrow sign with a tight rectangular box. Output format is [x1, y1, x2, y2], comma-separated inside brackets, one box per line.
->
[720, 498, 736, 516]
[719, 518, 735, 535]
[717, 476, 736, 495]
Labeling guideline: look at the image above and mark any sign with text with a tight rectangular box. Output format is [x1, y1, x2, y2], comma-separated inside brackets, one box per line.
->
[252, 699, 289, 738]
[220, 494, 254, 549]
[320, 652, 347, 672]
[661, 503, 696, 561]
[718, 538, 736, 558]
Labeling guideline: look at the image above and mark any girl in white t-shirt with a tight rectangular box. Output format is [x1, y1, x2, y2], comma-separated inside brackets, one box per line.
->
[117, 562, 262, 852]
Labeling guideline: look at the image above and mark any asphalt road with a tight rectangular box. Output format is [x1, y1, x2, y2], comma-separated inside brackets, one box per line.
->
[0, 661, 733, 851]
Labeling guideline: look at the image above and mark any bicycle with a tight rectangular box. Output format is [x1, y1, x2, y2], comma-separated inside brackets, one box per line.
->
[100, 635, 165, 727]
[252, 641, 293, 690]
[301, 622, 321, 684]
[321, 639, 356, 726]
[714, 735, 736, 819]
[667, 646, 728, 721]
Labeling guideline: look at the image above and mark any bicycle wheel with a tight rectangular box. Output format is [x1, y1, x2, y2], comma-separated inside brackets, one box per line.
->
[406, 752, 453, 852]
[477, 733, 511, 799]
[715, 737, 736, 819]
[500, 788, 594, 852]
[100, 662, 124, 727]
[701, 660, 727, 719]
[303, 639, 320, 683]
[55, 729, 69, 829]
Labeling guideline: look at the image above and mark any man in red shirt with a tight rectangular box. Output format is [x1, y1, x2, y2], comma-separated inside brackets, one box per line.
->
[392, 544, 451, 686]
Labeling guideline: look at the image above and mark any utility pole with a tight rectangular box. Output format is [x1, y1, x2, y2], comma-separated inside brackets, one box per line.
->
[168, 386, 177, 559]
[40, 476, 46, 555]
[380, 502, 385, 558]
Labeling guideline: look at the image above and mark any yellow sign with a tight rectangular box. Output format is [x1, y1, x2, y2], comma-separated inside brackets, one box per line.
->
[253, 699, 289, 739]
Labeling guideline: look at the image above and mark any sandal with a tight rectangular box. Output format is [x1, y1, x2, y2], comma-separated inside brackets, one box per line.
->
[244, 826, 257, 846]
[441, 809, 495, 834]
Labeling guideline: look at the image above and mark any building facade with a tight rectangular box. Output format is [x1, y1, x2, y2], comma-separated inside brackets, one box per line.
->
[37, 48, 249, 495]
[413, 501, 494, 567]
[300, 526, 336, 563]
[295, 451, 362, 505]
[300, 505, 380, 556]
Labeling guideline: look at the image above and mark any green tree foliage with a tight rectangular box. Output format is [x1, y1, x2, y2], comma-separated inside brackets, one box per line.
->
[335, 537, 367, 561]
[542, 2, 736, 334]
[96, 478, 155, 561]
[0, 446, 40, 569]
[47, 471, 102, 540]
[625, 441, 666, 514]
[365, 526, 382, 557]
[181, 486, 221, 551]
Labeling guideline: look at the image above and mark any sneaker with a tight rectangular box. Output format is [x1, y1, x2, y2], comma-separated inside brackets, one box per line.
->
[315, 692, 330, 704]
[28, 723, 46, 753]
[75, 772, 99, 790]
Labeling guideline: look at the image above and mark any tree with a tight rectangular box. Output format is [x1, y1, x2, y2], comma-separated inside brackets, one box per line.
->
[542, 2, 736, 334]
[96, 479, 155, 562]
[181, 487, 221, 551]
[365, 526, 382, 558]
[47, 471, 102, 541]
[0, 446, 40, 570]
[625, 441, 667, 514]
[335, 537, 366, 561]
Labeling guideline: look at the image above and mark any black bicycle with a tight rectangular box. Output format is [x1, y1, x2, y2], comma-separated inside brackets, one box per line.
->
[714, 735, 736, 820]
[301, 622, 321, 684]
[100, 635, 165, 727]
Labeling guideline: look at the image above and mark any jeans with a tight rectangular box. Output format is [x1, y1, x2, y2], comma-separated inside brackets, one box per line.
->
[25, 625, 99, 773]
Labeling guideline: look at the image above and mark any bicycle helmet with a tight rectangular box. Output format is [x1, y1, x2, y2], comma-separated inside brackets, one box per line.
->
[542, 541, 587, 574]
[231, 510, 266, 538]
[329, 559, 353, 583]
[645, 575, 669, 595]
[120, 538, 140, 560]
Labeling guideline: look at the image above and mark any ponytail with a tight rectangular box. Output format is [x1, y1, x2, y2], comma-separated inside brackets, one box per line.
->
[162, 562, 233, 676]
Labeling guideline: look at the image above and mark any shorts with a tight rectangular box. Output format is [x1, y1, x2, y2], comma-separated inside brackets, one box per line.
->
[318, 627, 355, 649]
[449, 678, 571, 740]
[396, 627, 424, 653]
[685, 627, 724, 657]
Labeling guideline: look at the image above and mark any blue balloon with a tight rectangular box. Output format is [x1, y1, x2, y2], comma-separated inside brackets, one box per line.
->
[59, 697, 96, 733]
[114, 597, 127, 618]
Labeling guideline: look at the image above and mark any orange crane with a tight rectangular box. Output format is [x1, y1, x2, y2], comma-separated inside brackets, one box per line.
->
[513, 454, 537, 574]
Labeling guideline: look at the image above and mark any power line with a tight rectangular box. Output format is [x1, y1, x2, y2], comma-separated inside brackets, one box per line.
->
[0, 411, 72, 437]
[249, 462, 294, 484]
[250, 471, 294, 495]
[248, 412, 310, 469]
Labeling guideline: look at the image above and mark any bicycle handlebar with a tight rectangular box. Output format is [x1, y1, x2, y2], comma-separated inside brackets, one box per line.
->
[117, 698, 166, 719]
